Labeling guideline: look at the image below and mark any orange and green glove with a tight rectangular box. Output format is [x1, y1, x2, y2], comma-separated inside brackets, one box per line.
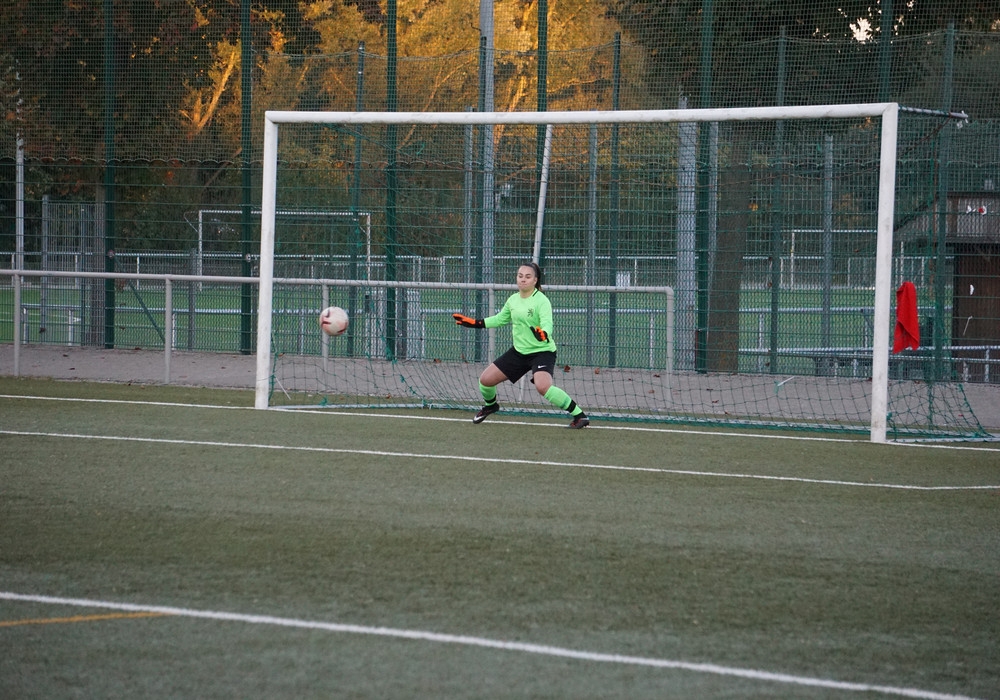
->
[453, 313, 484, 329]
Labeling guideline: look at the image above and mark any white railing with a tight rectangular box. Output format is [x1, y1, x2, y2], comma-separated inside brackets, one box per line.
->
[3, 251, 952, 292]
[1, 270, 675, 398]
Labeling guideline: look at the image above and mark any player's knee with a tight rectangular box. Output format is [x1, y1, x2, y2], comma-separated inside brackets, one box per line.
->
[480, 365, 504, 386]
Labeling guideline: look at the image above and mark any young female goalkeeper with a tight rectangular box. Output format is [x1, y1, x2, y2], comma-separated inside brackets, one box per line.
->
[452, 261, 590, 428]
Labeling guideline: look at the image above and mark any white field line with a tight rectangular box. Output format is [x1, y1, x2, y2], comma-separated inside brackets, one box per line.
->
[4, 393, 1000, 452]
[1, 429, 997, 491]
[3, 393, 999, 450]
[0, 592, 980, 700]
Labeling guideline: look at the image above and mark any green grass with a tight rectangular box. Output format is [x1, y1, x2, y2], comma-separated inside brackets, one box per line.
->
[1, 378, 998, 698]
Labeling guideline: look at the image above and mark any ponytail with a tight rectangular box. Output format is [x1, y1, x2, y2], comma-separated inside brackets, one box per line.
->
[523, 261, 543, 292]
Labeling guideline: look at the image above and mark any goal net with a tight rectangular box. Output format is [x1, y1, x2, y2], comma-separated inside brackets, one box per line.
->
[256, 105, 992, 443]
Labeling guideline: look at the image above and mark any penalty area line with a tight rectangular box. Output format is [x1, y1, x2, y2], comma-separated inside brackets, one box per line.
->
[0, 592, 979, 700]
[1, 429, 996, 492]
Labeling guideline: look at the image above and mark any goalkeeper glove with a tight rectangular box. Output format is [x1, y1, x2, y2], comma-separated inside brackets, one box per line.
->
[453, 313, 484, 328]
[530, 326, 549, 342]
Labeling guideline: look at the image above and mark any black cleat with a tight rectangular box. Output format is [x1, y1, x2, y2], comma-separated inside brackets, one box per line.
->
[472, 403, 500, 424]
[568, 414, 590, 429]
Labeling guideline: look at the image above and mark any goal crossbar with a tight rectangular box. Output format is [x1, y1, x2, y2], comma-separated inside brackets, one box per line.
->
[256, 104, 900, 443]
[264, 104, 900, 126]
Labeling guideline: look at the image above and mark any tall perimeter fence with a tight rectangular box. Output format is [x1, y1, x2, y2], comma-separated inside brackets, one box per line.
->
[1, 1, 998, 438]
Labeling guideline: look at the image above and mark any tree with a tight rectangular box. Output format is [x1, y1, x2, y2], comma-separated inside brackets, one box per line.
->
[603, 0, 1000, 107]
[290, 0, 624, 113]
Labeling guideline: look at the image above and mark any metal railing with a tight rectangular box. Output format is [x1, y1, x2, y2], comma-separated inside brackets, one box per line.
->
[4, 268, 992, 385]
[3, 250, 953, 291]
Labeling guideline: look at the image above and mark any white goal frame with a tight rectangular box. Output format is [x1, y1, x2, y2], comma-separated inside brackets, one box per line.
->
[255, 104, 900, 443]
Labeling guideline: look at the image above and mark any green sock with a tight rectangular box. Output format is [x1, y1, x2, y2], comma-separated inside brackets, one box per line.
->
[479, 382, 497, 405]
[544, 385, 583, 415]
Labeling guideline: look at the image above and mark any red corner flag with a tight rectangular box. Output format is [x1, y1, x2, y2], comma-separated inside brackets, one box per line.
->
[893, 281, 920, 353]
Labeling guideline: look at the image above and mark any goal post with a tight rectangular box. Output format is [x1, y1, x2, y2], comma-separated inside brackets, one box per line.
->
[254, 104, 989, 442]
[871, 103, 899, 443]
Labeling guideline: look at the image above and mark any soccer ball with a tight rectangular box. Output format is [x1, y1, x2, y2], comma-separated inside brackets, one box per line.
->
[318, 306, 349, 336]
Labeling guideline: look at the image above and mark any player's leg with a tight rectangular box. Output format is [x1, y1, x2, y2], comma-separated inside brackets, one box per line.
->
[473, 363, 506, 422]
[532, 361, 589, 429]
[472, 350, 524, 424]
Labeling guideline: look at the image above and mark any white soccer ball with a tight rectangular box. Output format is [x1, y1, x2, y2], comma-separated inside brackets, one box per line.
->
[318, 306, 349, 337]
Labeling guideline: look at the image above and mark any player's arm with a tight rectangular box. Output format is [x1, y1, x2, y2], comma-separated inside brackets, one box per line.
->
[530, 325, 549, 342]
[484, 302, 512, 329]
[452, 313, 484, 328]
[531, 296, 554, 342]
[454, 297, 512, 330]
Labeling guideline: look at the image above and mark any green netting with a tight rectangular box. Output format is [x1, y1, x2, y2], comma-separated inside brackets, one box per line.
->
[3, 4, 1000, 162]
[2, 1, 998, 438]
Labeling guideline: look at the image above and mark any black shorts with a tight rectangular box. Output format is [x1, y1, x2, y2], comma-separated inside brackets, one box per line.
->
[493, 348, 557, 384]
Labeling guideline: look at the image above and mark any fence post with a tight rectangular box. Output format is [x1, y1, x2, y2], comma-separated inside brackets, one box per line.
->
[188, 248, 197, 350]
[164, 278, 172, 383]
[13, 273, 21, 375]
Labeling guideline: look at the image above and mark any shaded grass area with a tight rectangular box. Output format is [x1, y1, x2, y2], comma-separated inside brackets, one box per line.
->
[1, 379, 998, 698]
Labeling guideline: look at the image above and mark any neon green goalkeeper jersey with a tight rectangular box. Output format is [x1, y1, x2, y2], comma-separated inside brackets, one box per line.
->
[484, 288, 557, 354]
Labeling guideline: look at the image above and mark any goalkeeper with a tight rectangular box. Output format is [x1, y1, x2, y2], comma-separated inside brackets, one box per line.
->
[453, 261, 589, 429]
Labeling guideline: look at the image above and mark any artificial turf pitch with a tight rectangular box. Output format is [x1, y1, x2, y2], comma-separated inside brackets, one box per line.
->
[1, 378, 998, 698]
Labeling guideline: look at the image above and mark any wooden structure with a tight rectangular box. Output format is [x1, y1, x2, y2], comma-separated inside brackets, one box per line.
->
[948, 193, 1000, 382]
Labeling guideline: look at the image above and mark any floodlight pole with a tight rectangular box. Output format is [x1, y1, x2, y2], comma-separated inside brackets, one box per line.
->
[239, 0, 255, 355]
[532, 124, 553, 263]
[15, 132, 24, 272]
[479, 0, 496, 289]
[14, 61, 24, 272]
[103, 0, 117, 349]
